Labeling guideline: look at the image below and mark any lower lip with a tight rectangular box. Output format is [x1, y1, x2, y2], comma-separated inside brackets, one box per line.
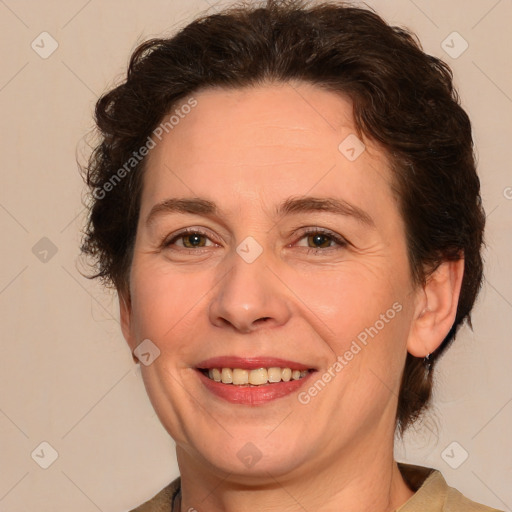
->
[196, 369, 315, 405]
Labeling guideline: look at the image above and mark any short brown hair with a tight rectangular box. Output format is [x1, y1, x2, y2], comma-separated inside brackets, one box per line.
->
[81, 0, 485, 433]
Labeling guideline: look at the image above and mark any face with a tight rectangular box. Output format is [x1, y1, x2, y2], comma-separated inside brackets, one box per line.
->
[121, 82, 419, 480]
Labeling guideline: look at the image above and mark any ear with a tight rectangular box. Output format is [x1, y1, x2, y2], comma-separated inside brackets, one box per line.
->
[119, 291, 139, 364]
[407, 258, 465, 358]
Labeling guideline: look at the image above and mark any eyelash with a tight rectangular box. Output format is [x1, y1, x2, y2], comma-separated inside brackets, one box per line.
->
[162, 227, 348, 255]
[294, 228, 348, 253]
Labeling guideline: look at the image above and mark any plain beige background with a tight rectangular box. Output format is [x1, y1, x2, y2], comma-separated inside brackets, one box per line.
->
[0, 0, 511, 510]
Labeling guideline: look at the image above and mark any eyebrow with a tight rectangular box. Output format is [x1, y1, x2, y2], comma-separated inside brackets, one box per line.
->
[145, 196, 375, 228]
[278, 196, 375, 227]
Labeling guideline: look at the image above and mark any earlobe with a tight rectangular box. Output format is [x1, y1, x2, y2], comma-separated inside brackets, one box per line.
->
[407, 258, 465, 358]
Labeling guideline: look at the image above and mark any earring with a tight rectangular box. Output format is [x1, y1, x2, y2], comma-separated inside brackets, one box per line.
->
[423, 353, 432, 373]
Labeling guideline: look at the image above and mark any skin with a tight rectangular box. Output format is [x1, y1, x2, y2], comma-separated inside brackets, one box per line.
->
[120, 81, 464, 511]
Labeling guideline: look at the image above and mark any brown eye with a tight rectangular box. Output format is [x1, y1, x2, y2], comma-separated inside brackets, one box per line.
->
[295, 229, 347, 251]
[307, 233, 333, 248]
[163, 229, 216, 250]
[181, 233, 207, 248]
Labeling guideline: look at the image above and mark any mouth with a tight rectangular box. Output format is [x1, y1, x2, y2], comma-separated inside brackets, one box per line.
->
[195, 356, 317, 404]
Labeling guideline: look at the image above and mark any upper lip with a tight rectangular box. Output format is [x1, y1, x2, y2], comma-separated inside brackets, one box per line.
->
[196, 356, 315, 371]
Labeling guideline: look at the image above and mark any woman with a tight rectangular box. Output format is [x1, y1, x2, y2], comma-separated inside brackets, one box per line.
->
[81, 1, 500, 510]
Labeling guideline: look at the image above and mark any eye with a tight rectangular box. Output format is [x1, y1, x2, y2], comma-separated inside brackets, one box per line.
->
[163, 228, 217, 250]
[161, 227, 347, 254]
[294, 228, 348, 252]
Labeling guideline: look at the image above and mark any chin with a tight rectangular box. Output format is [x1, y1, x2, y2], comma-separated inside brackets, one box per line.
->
[182, 426, 311, 480]
[206, 446, 308, 482]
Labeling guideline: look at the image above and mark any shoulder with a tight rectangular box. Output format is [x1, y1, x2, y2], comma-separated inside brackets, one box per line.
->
[128, 477, 180, 512]
[444, 483, 503, 512]
[397, 463, 503, 512]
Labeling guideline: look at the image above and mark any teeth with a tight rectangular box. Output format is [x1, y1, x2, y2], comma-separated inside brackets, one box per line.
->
[267, 367, 282, 382]
[233, 368, 249, 385]
[291, 370, 301, 380]
[221, 368, 233, 384]
[204, 367, 309, 385]
[208, 368, 220, 382]
[249, 368, 268, 385]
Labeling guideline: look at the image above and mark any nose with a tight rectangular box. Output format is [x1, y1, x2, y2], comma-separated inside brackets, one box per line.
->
[208, 252, 292, 333]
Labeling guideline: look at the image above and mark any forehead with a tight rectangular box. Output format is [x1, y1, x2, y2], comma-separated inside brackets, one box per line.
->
[155, 82, 357, 166]
[141, 82, 397, 221]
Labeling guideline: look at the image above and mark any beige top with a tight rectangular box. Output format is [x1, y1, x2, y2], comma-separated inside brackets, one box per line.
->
[130, 463, 503, 511]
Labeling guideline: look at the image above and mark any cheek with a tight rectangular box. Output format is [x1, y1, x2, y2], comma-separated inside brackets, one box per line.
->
[289, 265, 404, 338]
[131, 261, 197, 344]
[131, 258, 226, 351]
[289, 263, 411, 398]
